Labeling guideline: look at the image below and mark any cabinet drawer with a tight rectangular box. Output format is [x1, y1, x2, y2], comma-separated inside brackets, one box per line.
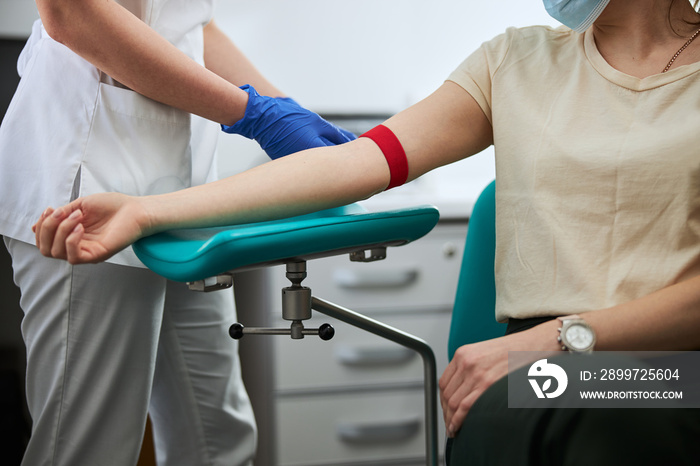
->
[273, 313, 450, 392]
[269, 223, 467, 314]
[275, 390, 445, 466]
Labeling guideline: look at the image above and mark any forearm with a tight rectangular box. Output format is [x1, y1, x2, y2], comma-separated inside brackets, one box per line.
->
[141, 138, 390, 234]
[203, 21, 285, 98]
[37, 0, 247, 125]
[579, 275, 700, 351]
[519, 274, 700, 353]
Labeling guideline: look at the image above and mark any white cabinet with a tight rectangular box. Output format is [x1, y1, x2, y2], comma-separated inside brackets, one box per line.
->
[265, 222, 467, 465]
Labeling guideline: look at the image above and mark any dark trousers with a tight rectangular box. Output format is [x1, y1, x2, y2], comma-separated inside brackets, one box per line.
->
[445, 318, 700, 465]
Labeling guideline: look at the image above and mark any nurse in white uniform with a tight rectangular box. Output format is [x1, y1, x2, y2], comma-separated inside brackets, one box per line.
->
[0, 1, 353, 465]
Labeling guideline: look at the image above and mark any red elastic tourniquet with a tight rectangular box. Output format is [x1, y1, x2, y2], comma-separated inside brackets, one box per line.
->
[360, 124, 408, 190]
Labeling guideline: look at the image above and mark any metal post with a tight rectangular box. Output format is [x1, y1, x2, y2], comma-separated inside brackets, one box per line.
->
[311, 296, 439, 466]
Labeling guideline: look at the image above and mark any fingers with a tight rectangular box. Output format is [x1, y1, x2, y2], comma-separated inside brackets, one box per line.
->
[35, 206, 84, 259]
[32, 208, 52, 233]
[35, 207, 60, 256]
[49, 209, 82, 259]
[439, 362, 457, 425]
[440, 370, 483, 437]
[33, 207, 54, 250]
[439, 362, 462, 436]
[321, 124, 355, 146]
[439, 346, 492, 437]
[439, 341, 512, 437]
[323, 122, 356, 144]
[337, 126, 357, 141]
[65, 222, 87, 264]
[446, 389, 483, 438]
[440, 367, 473, 437]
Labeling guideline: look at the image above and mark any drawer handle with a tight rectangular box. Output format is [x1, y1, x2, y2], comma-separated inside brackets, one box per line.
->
[336, 416, 421, 444]
[333, 268, 418, 289]
[334, 344, 416, 366]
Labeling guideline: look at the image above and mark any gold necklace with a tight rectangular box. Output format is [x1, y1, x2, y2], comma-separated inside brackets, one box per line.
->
[662, 26, 700, 73]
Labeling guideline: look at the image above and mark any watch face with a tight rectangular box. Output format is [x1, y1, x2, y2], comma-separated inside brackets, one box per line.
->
[564, 323, 594, 350]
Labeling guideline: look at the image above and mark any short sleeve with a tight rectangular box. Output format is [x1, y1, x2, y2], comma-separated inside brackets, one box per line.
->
[446, 29, 514, 125]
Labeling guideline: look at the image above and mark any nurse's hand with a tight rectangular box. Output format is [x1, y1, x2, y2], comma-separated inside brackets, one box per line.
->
[33, 193, 149, 264]
[439, 321, 560, 437]
[277, 96, 357, 142]
[222, 85, 356, 159]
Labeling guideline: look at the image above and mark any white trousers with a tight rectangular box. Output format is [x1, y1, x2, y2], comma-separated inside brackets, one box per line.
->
[4, 238, 256, 466]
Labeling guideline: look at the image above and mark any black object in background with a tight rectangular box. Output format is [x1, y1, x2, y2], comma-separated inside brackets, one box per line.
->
[0, 39, 24, 119]
[0, 37, 31, 466]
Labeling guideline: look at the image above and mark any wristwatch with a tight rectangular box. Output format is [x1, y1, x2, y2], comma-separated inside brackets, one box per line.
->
[557, 315, 596, 353]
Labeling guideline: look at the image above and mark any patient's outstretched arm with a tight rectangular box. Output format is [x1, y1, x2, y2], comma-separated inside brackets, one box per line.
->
[33, 81, 493, 264]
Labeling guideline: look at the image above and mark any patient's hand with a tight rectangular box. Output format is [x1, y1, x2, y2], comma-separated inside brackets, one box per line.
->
[439, 335, 514, 437]
[439, 321, 559, 437]
[33, 193, 150, 264]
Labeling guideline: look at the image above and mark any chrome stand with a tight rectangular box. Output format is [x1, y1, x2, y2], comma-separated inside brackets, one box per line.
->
[310, 296, 439, 466]
[215, 258, 438, 466]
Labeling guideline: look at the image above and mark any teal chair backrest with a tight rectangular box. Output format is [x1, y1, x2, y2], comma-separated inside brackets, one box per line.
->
[447, 180, 506, 360]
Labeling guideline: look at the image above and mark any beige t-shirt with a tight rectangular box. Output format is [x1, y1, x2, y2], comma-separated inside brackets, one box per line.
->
[448, 26, 700, 322]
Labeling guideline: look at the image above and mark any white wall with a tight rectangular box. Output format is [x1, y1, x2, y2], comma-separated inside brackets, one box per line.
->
[214, 0, 557, 113]
[0, 1, 557, 113]
[0, 0, 38, 38]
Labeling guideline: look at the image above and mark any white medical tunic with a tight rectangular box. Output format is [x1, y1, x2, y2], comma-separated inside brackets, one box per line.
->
[0, 0, 220, 266]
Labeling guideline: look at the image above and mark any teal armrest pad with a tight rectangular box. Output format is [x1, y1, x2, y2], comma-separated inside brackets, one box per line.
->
[133, 204, 440, 282]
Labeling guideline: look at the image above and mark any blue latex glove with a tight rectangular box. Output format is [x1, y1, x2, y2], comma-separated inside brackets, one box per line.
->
[222, 85, 357, 160]
[277, 96, 357, 142]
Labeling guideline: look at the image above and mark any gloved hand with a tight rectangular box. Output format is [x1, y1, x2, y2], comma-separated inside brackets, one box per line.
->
[277, 96, 357, 142]
[222, 85, 357, 160]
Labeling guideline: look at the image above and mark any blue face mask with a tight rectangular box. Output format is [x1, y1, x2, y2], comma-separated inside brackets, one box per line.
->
[543, 0, 610, 32]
